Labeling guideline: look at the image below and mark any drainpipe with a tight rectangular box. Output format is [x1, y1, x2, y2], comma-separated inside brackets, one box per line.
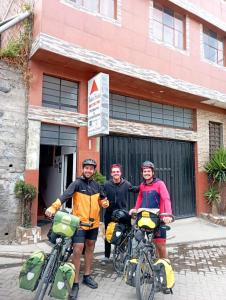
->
[0, 11, 31, 34]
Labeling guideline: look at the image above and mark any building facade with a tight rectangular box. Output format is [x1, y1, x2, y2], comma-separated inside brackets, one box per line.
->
[2, 0, 226, 231]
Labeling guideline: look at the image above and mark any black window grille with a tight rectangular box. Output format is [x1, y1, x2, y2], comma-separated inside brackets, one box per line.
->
[109, 93, 193, 129]
[209, 121, 223, 157]
[42, 75, 78, 112]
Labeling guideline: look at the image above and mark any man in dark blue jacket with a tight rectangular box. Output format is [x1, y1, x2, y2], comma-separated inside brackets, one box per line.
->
[101, 164, 138, 264]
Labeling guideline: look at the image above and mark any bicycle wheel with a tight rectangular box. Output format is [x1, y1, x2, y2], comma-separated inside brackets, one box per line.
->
[135, 252, 155, 300]
[113, 239, 129, 274]
[34, 249, 58, 300]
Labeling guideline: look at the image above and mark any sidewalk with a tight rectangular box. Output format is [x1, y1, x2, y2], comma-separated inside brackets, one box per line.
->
[0, 217, 225, 258]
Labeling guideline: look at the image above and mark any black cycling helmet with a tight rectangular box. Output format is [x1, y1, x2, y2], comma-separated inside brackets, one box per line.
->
[82, 159, 97, 169]
[141, 161, 155, 170]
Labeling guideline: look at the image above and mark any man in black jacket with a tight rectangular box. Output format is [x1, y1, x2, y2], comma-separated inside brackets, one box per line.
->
[101, 164, 138, 264]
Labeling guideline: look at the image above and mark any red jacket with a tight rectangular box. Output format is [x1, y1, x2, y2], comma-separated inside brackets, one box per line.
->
[134, 178, 172, 214]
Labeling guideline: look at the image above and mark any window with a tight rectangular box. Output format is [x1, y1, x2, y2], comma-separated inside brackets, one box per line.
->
[71, 0, 116, 19]
[203, 28, 224, 66]
[209, 122, 223, 157]
[152, 2, 185, 49]
[110, 93, 193, 129]
[42, 75, 78, 112]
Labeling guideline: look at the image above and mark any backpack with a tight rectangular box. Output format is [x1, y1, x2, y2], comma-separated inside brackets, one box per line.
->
[50, 262, 75, 299]
[19, 251, 45, 291]
[153, 259, 175, 293]
[124, 258, 138, 287]
[105, 222, 126, 245]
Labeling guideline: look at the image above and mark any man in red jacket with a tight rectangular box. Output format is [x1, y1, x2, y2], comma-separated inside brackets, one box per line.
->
[130, 161, 173, 258]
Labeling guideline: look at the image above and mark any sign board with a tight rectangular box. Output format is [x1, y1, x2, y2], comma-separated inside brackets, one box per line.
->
[88, 73, 109, 137]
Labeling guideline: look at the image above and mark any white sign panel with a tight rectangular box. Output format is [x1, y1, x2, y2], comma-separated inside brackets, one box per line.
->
[88, 73, 109, 137]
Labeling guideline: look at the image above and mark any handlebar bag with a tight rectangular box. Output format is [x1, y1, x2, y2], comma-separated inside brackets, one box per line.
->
[137, 210, 160, 230]
[153, 258, 175, 293]
[19, 251, 45, 291]
[52, 211, 80, 237]
[106, 222, 126, 245]
[50, 262, 75, 299]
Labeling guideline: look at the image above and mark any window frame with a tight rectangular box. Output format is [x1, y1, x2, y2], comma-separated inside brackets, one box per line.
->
[209, 121, 223, 157]
[152, 2, 186, 50]
[203, 27, 225, 66]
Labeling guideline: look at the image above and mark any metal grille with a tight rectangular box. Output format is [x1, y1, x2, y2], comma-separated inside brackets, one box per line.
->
[41, 124, 77, 147]
[42, 75, 78, 112]
[109, 93, 193, 129]
[209, 121, 222, 157]
[101, 135, 196, 218]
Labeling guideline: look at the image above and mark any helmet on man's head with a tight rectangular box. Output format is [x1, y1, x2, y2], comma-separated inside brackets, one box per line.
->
[141, 161, 155, 170]
[82, 159, 97, 169]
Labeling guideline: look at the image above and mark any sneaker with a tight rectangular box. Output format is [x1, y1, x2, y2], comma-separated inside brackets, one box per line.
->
[68, 283, 79, 300]
[100, 257, 110, 265]
[163, 288, 172, 294]
[82, 275, 98, 289]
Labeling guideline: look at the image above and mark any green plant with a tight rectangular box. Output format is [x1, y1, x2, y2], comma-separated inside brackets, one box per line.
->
[15, 179, 37, 227]
[204, 186, 221, 206]
[204, 147, 226, 184]
[93, 171, 106, 184]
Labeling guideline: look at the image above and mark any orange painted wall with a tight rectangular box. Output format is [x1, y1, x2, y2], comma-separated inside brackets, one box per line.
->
[32, 0, 226, 95]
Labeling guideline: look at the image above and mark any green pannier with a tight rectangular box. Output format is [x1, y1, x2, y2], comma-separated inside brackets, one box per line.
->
[52, 211, 80, 237]
[19, 251, 45, 291]
[50, 262, 75, 299]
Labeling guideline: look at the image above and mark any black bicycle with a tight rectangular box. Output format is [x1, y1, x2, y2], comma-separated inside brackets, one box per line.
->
[134, 208, 173, 300]
[34, 211, 91, 300]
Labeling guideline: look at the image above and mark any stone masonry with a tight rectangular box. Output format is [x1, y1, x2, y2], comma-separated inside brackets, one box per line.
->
[0, 61, 27, 240]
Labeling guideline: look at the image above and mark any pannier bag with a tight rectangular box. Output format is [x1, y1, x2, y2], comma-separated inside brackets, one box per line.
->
[111, 209, 131, 226]
[19, 251, 45, 291]
[52, 211, 80, 237]
[153, 259, 175, 293]
[137, 210, 160, 230]
[124, 258, 138, 287]
[105, 222, 126, 245]
[50, 262, 75, 299]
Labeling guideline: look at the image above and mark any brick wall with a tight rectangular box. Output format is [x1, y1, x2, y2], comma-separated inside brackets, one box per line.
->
[197, 109, 226, 171]
[0, 62, 27, 240]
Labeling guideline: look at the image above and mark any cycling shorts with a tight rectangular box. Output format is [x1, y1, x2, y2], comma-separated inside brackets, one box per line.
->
[72, 228, 98, 244]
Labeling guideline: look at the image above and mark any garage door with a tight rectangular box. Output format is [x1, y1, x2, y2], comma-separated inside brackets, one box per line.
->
[100, 135, 196, 218]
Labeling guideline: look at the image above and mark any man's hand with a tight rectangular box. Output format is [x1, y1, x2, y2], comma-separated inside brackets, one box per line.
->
[101, 198, 109, 208]
[163, 216, 173, 224]
[45, 208, 55, 218]
[129, 208, 137, 215]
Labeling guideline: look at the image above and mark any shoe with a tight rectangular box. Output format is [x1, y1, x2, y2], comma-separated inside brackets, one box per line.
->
[163, 288, 172, 294]
[82, 275, 98, 289]
[68, 283, 79, 300]
[100, 257, 110, 266]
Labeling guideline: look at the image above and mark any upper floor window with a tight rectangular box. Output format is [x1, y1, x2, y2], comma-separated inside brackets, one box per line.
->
[152, 2, 185, 49]
[203, 28, 224, 66]
[71, 0, 116, 19]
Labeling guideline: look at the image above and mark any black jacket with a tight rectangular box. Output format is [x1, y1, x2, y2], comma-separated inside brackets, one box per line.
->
[103, 178, 139, 218]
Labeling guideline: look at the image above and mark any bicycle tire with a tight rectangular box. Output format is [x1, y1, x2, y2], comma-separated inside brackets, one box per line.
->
[113, 245, 125, 274]
[34, 249, 58, 300]
[135, 252, 155, 300]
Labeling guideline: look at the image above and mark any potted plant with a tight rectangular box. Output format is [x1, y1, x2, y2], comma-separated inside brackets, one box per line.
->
[14, 179, 41, 243]
[204, 147, 226, 215]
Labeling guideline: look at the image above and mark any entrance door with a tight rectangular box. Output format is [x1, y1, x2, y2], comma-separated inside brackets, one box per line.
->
[100, 135, 196, 218]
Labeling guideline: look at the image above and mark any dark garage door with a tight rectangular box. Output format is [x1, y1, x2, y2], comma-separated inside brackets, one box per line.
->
[100, 135, 196, 218]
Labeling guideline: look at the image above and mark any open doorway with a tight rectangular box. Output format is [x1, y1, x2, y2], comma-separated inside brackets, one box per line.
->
[38, 145, 76, 220]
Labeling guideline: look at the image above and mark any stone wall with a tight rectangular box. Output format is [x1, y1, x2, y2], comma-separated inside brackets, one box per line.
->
[0, 61, 27, 240]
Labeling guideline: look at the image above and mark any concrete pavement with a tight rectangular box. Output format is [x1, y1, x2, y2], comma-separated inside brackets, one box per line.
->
[0, 217, 225, 258]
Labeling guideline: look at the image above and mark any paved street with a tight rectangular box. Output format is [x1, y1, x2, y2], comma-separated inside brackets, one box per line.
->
[0, 239, 226, 300]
